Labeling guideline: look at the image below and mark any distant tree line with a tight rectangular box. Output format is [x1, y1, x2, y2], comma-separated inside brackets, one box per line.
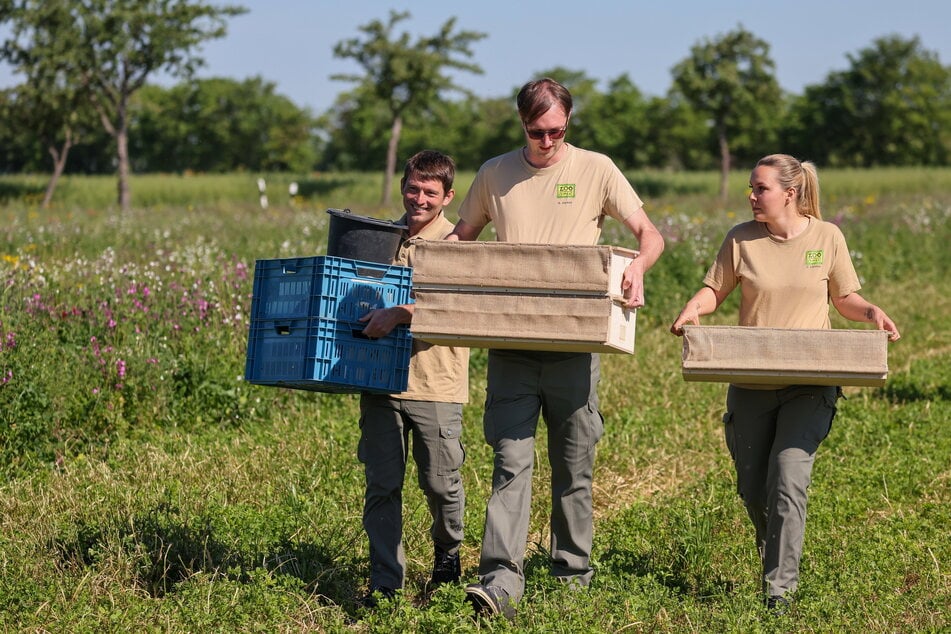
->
[1, 4, 949, 210]
[0, 0, 247, 210]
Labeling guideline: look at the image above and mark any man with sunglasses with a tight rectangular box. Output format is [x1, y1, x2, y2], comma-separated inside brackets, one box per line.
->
[447, 77, 665, 621]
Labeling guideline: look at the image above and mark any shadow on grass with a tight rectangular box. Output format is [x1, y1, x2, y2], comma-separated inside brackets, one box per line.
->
[626, 174, 711, 198]
[521, 545, 735, 601]
[597, 546, 736, 600]
[293, 175, 361, 199]
[877, 377, 951, 404]
[0, 180, 45, 204]
[48, 503, 365, 611]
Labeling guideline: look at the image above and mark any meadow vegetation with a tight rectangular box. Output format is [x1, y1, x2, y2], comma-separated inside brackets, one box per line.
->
[0, 168, 948, 632]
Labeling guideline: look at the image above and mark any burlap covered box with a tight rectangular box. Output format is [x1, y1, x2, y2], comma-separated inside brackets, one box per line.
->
[408, 240, 638, 293]
[410, 290, 636, 353]
[408, 241, 638, 354]
[681, 325, 888, 387]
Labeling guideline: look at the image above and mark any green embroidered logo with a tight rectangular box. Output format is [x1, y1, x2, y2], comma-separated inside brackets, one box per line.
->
[556, 183, 576, 199]
[805, 250, 824, 267]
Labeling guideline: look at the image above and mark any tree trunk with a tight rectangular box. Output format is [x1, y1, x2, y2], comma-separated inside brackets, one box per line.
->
[717, 126, 731, 207]
[42, 130, 73, 209]
[381, 114, 403, 207]
[115, 99, 131, 212]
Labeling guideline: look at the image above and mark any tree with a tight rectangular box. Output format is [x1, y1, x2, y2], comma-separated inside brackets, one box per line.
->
[534, 67, 599, 112]
[420, 95, 522, 171]
[2, 84, 98, 206]
[783, 35, 950, 167]
[671, 25, 782, 203]
[319, 86, 394, 173]
[1, 0, 246, 211]
[332, 10, 485, 206]
[0, 88, 42, 173]
[574, 74, 650, 169]
[642, 95, 713, 171]
[0, 1, 97, 206]
[130, 77, 317, 173]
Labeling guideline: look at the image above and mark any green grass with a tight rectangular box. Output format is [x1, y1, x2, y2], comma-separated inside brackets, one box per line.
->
[0, 169, 948, 632]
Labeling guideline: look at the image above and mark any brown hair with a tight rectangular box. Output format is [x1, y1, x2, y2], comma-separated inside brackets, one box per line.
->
[516, 78, 573, 125]
[402, 150, 455, 194]
[755, 154, 822, 219]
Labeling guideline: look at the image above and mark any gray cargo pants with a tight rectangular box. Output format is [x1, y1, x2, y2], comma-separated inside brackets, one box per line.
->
[358, 394, 466, 590]
[724, 384, 840, 599]
[477, 350, 604, 601]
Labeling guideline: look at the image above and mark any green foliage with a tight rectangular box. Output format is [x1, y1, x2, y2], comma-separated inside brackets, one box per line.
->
[332, 10, 486, 117]
[784, 35, 951, 167]
[671, 25, 784, 200]
[130, 78, 318, 173]
[4, 15, 949, 180]
[331, 10, 486, 204]
[320, 87, 395, 172]
[572, 74, 651, 170]
[0, 1, 100, 203]
[0, 170, 948, 631]
[0, 0, 247, 210]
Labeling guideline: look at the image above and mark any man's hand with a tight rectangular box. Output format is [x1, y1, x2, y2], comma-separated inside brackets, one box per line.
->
[358, 305, 413, 339]
[620, 260, 646, 309]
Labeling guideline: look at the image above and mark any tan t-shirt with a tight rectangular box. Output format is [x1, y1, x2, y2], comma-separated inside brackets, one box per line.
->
[458, 144, 644, 245]
[703, 217, 861, 329]
[394, 212, 469, 403]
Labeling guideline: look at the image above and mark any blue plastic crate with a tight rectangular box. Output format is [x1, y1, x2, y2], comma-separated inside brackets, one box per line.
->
[250, 256, 413, 323]
[244, 317, 412, 394]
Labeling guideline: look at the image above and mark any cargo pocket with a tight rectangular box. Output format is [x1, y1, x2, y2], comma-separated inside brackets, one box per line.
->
[357, 411, 368, 466]
[825, 387, 844, 417]
[817, 387, 842, 442]
[483, 393, 498, 445]
[722, 410, 737, 462]
[437, 424, 465, 476]
[587, 401, 605, 448]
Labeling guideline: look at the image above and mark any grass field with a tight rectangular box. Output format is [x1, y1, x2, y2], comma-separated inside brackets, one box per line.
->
[0, 168, 948, 632]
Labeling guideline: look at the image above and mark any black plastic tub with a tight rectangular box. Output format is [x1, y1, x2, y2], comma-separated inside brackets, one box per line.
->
[326, 208, 407, 264]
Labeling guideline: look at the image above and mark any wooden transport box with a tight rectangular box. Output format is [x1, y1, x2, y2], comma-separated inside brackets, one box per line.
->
[411, 289, 636, 354]
[409, 241, 639, 354]
[408, 240, 638, 294]
[681, 325, 889, 387]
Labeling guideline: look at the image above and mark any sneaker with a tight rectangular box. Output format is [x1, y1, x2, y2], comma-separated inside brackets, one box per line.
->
[766, 595, 790, 615]
[465, 583, 516, 621]
[361, 586, 396, 609]
[430, 547, 461, 587]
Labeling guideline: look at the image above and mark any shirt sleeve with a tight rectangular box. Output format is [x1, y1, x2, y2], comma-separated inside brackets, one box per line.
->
[600, 159, 644, 224]
[827, 223, 862, 298]
[703, 229, 739, 295]
[457, 166, 491, 228]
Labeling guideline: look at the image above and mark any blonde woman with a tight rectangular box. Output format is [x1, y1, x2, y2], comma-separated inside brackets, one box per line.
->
[671, 154, 900, 613]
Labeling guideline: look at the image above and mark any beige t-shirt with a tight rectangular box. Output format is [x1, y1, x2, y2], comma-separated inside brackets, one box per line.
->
[393, 212, 469, 403]
[703, 217, 861, 330]
[458, 144, 644, 245]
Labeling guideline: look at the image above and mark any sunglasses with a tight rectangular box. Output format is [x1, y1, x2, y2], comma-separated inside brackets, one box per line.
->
[524, 125, 568, 141]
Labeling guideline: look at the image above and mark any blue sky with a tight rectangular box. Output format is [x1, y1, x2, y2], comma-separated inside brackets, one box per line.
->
[2, 1, 949, 113]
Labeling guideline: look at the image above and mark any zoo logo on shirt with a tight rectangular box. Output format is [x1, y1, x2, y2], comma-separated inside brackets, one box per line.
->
[556, 183, 576, 199]
[805, 250, 824, 267]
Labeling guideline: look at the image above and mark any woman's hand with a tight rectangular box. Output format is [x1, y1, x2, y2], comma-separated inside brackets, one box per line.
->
[831, 293, 901, 342]
[670, 286, 721, 336]
[670, 301, 702, 336]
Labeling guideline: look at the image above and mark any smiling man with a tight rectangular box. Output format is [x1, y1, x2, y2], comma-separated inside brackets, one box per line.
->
[357, 150, 470, 608]
[447, 78, 665, 621]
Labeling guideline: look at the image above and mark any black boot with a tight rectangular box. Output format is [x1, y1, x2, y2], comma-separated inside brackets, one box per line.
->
[429, 546, 460, 586]
[361, 585, 396, 609]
